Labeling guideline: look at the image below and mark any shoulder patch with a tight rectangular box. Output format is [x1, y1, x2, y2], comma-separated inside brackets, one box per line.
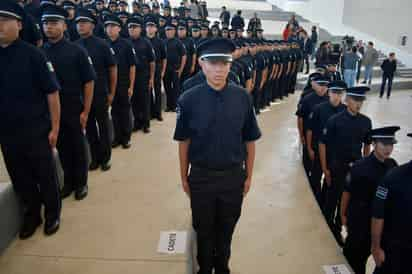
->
[110, 48, 115, 55]
[176, 105, 182, 120]
[132, 48, 136, 55]
[376, 186, 388, 200]
[88, 57, 93, 65]
[323, 127, 328, 135]
[309, 112, 314, 119]
[46, 61, 54, 72]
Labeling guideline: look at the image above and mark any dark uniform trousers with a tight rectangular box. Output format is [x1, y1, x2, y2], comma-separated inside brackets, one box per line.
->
[252, 87, 262, 114]
[343, 218, 372, 274]
[373, 245, 412, 274]
[164, 68, 180, 111]
[189, 166, 245, 274]
[1, 138, 61, 221]
[309, 148, 322, 205]
[323, 160, 350, 241]
[112, 85, 132, 144]
[302, 144, 312, 178]
[86, 94, 112, 165]
[132, 74, 151, 130]
[57, 108, 89, 190]
[151, 64, 163, 119]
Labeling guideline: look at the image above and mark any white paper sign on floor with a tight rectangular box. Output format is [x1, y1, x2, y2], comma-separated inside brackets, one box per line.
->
[157, 231, 188, 254]
[323, 264, 351, 274]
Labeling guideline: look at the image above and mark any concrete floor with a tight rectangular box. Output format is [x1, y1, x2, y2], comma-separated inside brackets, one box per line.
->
[0, 89, 411, 274]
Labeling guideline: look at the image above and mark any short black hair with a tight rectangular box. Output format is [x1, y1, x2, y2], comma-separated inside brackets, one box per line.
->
[389, 52, 395, 57]
[237, 10, 241, 15]
[352, 46, 357, 53]
[368, 41, 374, 46]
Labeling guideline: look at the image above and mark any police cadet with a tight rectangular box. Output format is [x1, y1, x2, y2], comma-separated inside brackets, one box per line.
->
[173, 38, 261, 274]
[41, 5, 95, 200]
[0, 0, 61, 238]
[340, 126, 399, 274]
[128, 16, 155, 133]
[177, 21, 196, 84]
[105, 14, 136, 148]
[371, 133, 412, 274]
[146, 16, 167, 121]
[319, 86, 372, 245]
[296, 74, 329, 178]
[16, 0, 43, 47]
[252, 40, 268, 114]
[306, 80, 347, 205]
[164, 22, 187, 112]
[76, 8, 118, 171]
[62, 0, 79, 41]
[117, 11, 130, 38]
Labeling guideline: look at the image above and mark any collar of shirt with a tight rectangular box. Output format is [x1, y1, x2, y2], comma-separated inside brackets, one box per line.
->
[44, 37, 66, 49]
[0, 38, 21, 54]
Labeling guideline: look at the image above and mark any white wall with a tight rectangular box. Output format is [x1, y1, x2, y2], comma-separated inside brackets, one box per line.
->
[343, 0, 412, 54]
[267, 0, 412, 67]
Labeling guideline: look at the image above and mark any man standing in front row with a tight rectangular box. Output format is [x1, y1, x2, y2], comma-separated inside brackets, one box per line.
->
[174, 38, 261, 274]
[0, 0, 61, 238]
[76, 8, 118, 171]
[41, 5, 96, 200]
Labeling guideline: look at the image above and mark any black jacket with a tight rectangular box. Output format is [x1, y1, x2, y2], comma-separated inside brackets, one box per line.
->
[381, 58, 397, 77]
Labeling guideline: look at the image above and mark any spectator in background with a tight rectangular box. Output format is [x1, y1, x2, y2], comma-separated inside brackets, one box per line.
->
[189, 0, 200, 19]
[300, 31, 313, 74]
[315, 41, 330, 67]
[343, 46, 361, 88]
[219, 6, 230, 26]
[362, 41, 379, 85]
[380, 52, 397, 99]
[288, 14, 299, 31]
[282, 23, 293, 41]
[356, 40, 365, 83]
[310, 26, 318, 60]
[248, 12, 261, 33]
[231, 10, 244, 31]
[199, 0, 208, 19]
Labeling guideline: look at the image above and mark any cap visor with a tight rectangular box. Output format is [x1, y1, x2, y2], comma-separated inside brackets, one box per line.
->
[201, 55, 233, 62]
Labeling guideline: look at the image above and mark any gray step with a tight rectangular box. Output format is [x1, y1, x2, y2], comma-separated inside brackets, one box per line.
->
[0, 183, 22, 254]
[207, 8, 309, 22]
[296, 79, 412, 91]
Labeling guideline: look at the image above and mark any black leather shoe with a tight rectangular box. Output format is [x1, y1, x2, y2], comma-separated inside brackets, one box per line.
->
[44, 219, 60, 236]
[156, 116, 163, 122]
[89, 161, 99, 171]
[112, 141, 121, 148]
[60, 185, 73, 199]
[122, 142, 131, 149]
[75, 185, 88, 200]
[101, 161, 111, 171]
[143, 128, 150, 134]
[19, 217, 42, 240]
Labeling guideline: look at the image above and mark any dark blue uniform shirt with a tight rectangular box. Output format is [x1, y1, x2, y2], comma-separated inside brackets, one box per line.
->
[372, 161, 412, 247]
[307, 101, 346, 149]
[295, 92, 328, 133]
[320, 109, 372, 164]
[76, 35, 117, 95]
[107, 37, 136, 89]
[165, 37, 186, 70]
[42, 38, 96, 119]
[174, 83, 261, 169]
[345, 153, 398, 236]
[0, 39, 60, 144]
[129, 36, 155, 78]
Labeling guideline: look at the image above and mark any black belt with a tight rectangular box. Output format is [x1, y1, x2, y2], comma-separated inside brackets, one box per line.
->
[190, 164, 244, 177]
